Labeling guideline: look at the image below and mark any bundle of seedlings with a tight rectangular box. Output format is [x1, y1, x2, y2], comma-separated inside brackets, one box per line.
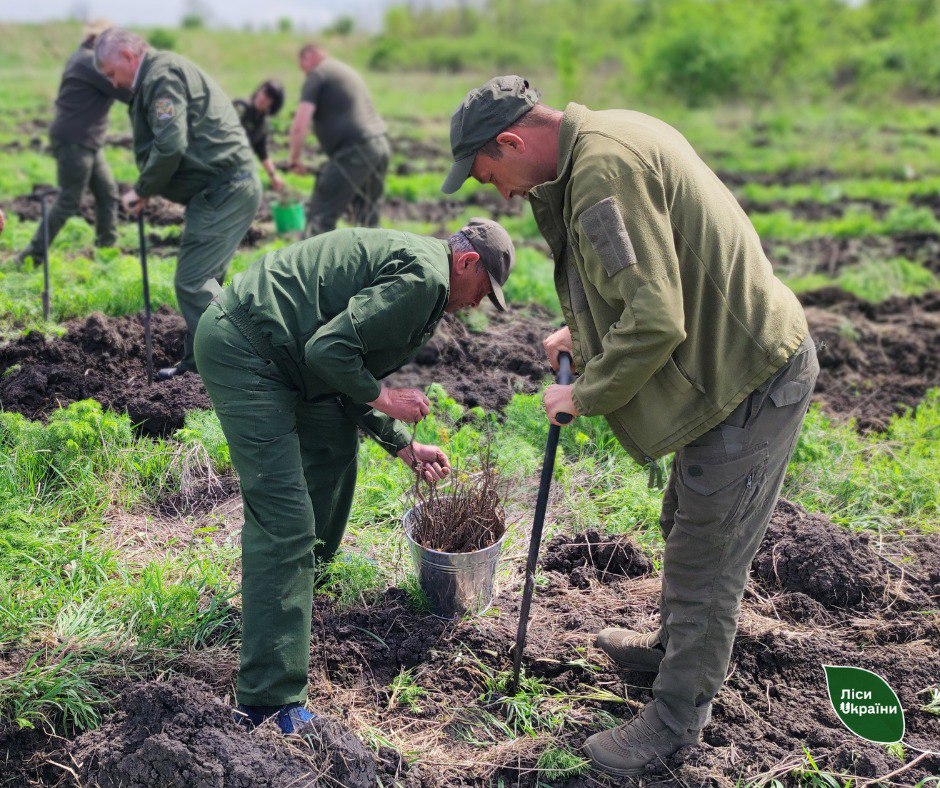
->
[408, 444, 507, 553]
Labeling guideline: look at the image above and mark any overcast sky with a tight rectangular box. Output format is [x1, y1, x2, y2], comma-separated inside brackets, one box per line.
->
[0, 0, 400, 31]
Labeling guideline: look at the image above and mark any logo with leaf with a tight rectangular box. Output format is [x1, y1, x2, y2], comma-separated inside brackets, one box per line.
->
[823, 665, 905, 744]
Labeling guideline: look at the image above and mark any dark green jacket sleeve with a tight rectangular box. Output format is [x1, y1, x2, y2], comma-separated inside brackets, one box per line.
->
[340, 398, 412, 456]
[303, 259, 439, 403]
[135, 71, 188, 197]
[569, 167, 686, 416]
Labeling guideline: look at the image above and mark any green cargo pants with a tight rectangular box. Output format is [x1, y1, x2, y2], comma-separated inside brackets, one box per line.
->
[23, 138, 118, 259]
[306, 134, 390, 236]
[194, 301, 359, 706]
[176, 172, 262, 372]
[651, 335, 818, 735]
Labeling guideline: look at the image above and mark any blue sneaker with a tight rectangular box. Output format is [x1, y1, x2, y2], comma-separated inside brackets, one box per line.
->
[235, 702, 317, 734]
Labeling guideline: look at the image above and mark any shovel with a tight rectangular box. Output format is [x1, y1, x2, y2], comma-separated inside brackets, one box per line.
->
[136, 211, 154, 384]
[36, 188, 59, 322]
[509, 351, 574, 694]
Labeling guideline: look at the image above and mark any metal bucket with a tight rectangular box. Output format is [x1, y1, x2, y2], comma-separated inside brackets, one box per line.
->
[402, 503, 507, 619]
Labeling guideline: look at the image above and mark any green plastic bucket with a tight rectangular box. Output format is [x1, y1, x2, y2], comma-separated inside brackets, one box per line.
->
[272, 201, 306, 234]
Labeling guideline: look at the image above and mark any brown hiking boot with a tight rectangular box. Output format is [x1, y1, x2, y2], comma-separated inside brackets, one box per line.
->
[583, 702, 701, 777]
[596, 628, 665, 672]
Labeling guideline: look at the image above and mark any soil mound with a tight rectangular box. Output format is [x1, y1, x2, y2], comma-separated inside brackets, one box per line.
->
[0, 308, 211, 435]
[805, 293, 940, 430]
[0, 304, 557, 433]
[541, 529, 654, 588]
[752, 500, 889, 608]
[11, 183, 185, 227]
[386, 305, 558, 412]
[71, 678, 327, 788]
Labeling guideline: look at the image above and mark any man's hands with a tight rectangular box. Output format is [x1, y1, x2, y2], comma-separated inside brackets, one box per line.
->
[543, 325, 575, 372]
[368, 387, 430, 423]
[397, 442, 451, 482]
[542, 326, 580, 425]
[122, 189, 149, 216]
[544, 383, 580, 426]
[270, 173, 285, 191]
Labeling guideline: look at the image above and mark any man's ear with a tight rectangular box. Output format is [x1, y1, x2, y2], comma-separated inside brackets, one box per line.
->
[454, 249, 480, 274]
[495, 131, 526, 153]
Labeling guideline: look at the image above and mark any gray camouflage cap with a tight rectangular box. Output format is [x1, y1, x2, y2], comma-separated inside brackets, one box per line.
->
[458, 217, 515, 311]
[442, 76, 540, 195]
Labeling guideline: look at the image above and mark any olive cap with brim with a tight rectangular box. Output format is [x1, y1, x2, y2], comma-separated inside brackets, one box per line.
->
[459, 217, 516, 311]
[442, 76, 540, 195]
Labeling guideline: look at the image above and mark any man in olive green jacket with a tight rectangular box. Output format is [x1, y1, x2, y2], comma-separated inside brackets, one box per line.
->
[95, 28, 261, 379]
[193, 220, 514, 734]
[444, 77, 818, 776]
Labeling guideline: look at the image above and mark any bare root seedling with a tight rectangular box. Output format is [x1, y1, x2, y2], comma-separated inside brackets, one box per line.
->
[409, 443, 507, 553]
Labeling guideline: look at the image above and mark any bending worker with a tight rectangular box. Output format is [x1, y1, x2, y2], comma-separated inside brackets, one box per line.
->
[443, 77, 818, 776]
[95, 28, 261, 380]
[234, 79, 286, 192]
[17, 19, 130, 267]
[288, 43, 390, 236]
[194, 220, 515, 734]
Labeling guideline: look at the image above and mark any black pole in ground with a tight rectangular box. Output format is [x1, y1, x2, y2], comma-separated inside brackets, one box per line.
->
[137, 211, 153, 384]
[509, 351, 574, 694]
[40, 194, 51, 321]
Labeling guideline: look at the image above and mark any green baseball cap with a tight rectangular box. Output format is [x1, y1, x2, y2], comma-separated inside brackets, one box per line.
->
[442, 75, 541, 195]
[459, 217, 515, 311]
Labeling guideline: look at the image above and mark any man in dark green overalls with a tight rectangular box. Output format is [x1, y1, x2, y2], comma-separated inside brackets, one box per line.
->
[95, 28, 262, 380]
[194, 219, 515, 734]
[17, 19, 130, 266]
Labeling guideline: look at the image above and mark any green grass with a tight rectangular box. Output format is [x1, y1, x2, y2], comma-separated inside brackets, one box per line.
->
[786, 257, 939, 302]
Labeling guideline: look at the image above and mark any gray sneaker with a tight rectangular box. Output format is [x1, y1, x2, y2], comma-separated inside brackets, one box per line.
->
[596, 628, 665, 672]
[583, 702, 700, 777]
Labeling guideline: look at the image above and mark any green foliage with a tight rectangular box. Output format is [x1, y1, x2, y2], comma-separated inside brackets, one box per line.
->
[316, 552, 384, 609]
[175, 409, 231, 472]
[535, 746, 590, 780]
[785, 396, 940, 531]
[787, 258, 939, 303]
[148, 28, 177, 50]
[325, 15, 356, 37]
[387, 667, 427, 712]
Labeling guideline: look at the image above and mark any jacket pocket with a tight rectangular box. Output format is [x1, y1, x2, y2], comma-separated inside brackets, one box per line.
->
[769, 370, 814, 408]
[579, 196, 638, 276]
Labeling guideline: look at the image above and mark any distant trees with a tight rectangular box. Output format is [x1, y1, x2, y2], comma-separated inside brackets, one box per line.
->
[367, 0, 940, 106]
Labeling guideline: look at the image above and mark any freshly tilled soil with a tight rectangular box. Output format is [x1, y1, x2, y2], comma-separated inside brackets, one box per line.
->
[70, 678, 378, 788]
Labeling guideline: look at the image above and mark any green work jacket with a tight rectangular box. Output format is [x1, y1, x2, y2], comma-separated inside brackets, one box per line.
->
[529, 103, 808, 464]
[221, 228, 451, 454]
[129, 51, 254, 204]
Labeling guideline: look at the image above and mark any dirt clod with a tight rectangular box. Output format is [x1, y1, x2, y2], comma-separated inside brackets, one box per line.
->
[294, 716, 377, 788]
[72, 678, 319, 787]
[541, 529, 654, 587]
[751, 500, 889, 608]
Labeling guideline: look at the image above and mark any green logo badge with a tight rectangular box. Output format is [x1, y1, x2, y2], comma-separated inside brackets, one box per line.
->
[823, 665, 905, 744]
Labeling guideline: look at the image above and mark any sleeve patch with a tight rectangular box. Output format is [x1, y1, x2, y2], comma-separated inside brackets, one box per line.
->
[154, 97, 176, 121]
[579, 196, 638, 276]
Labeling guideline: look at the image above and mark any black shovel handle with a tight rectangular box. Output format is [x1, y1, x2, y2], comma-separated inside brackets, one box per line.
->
[137, 212, 153, 385]
[41, 195, 51, 322]
[556, 352, 574, 423]
[509, 351, 574, 694]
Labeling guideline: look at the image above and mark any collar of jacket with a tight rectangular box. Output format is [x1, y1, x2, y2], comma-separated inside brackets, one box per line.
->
[528, 102, 588, 215]
[132, 51, 155, 97]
